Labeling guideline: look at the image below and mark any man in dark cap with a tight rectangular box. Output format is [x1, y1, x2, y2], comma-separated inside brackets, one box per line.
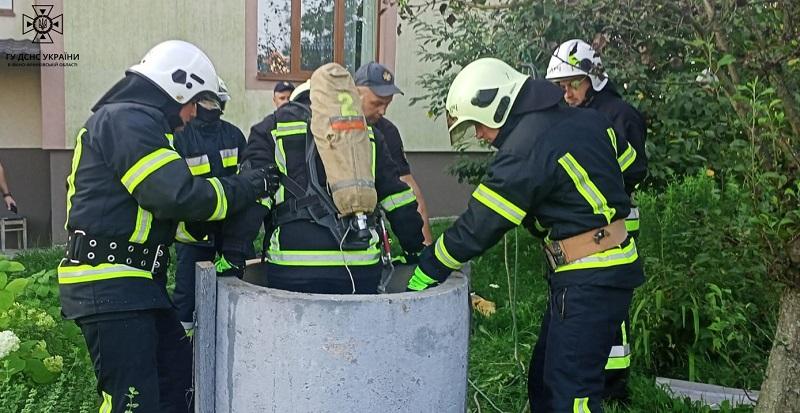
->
[355, 62, 432, 244]
[273, 81, 295, 108]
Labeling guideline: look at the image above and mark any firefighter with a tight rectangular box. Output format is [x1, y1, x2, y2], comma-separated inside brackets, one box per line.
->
[273, 80, 295, 108]
[59, 40, 271, 413]
[547, 38, 649, 402]
[409, 57, 644, 413]
[355, 62, 434, 245]
[171, 77, 247, 332]
[221, 66, 425, 294]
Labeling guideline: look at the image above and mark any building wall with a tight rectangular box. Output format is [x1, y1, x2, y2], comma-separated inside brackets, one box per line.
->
[0, 58, 41, 148]
[49, 149, 70, 244]
[63, 0, 273, 148]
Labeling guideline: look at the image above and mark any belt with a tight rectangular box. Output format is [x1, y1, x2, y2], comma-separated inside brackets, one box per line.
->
[544, 219, 628, 270]
[66, 231, 169, 273]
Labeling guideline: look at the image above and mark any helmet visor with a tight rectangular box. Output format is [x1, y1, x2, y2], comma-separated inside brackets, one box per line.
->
[446, 112, 476, 146]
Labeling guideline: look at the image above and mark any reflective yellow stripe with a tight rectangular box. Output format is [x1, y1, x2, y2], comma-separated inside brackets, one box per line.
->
[65, 128, 86, 230]
[625, 207, 640, 232]
[606, 128, 618, 154]
[220, 147, 239, 168]
[573, 397, 591, 413]
[368, 127, 376, 177]
[129, 207, 153, 243]
[267, 248, 381, 266]
[58, 262, 152, 284]
[617, 144, 637, 172]
[408, 266, 437, 291]
[380, 188, 416, 212]
[555, 238, 638, 272]
[99, 391, 112, 413]
[121, 148, 182, 193]
[164, 133, 175, 149]
[273, 121, 307, 137]
[605, 355, 631, 369]
[558, 153, 616, 224]
[186, 155, 211, 176]
[472, 184, 526, 225]
[207, 177, 228, 221]
[607, 320, 631, 370]
[175, 221, 203, 243]
[622, 320, 628, 344]
[434, 235, 462, 270]
[269, 227, 281, 251]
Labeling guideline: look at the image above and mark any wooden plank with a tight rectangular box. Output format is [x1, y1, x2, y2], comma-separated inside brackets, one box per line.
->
[194, 261, 217, 413]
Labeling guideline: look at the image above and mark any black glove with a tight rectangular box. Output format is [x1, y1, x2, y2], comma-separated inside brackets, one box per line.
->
[239, 162, 281, 199]
[238, 165, 269, 199]
[265, 164, 281, 196]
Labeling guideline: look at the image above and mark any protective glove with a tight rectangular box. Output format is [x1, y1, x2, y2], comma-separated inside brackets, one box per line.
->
[238, 161, 280, 199]
[407, 266, 439, 291]
[264, 164, 281, 197]
[215, 254, 243, 278]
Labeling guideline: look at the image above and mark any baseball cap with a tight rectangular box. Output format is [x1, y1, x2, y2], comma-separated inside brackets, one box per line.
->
[354, 62, 403, 97]
[274, 81, 295, 93]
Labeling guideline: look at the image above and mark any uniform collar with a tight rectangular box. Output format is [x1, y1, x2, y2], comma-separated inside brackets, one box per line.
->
[92, 73, 184, 130]
[493, 79, 563, 148]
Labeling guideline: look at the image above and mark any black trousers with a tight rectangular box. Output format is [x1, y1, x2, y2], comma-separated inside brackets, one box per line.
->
[173, 243, 217, 326]
[77, 309, 194, 413]
[528, 285, 633, 413]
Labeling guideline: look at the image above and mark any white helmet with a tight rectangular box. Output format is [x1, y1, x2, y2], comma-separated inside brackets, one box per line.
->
[445, 58, 529, 144]
[290, 80, 310, 102]
[128, 40, 219, 104]
[546, 39, 608, 91]
[217, 76, 230, 103]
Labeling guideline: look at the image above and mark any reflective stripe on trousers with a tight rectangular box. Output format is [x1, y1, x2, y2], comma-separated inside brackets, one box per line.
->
[625, 207, 640, 232]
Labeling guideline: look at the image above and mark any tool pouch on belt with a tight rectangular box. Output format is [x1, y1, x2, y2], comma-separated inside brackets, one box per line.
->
[309, 63, 377, 216]
[66, 231, 169, 273]
[544, 219, 628, 270]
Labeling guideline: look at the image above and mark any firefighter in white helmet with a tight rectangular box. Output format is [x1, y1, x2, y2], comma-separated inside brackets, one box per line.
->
[411, 57, 644, 413]
[60, 40, 272, 413]
[547, 38, 648, 404]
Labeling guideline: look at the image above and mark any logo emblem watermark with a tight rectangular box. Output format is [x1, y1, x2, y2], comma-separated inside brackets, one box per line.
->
[22, 5, 63, 44]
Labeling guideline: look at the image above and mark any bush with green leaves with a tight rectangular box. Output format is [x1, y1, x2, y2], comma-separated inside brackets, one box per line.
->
[633, 174, 779, 389]
[0, 250, 98, 413]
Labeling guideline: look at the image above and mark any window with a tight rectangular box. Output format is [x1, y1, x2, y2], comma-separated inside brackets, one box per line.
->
[257, 0, 378, 81]
[0, 0, 13, 17]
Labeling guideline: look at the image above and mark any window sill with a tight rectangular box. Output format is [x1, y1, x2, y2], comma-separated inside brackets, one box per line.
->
[0, 9, 15, 17]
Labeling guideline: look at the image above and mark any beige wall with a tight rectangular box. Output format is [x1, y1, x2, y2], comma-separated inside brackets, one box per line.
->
[63, 0, 273, 147]
[0, 61, 42, 148]
[386, 11, 452, 152]
[0, 0, 34, 40]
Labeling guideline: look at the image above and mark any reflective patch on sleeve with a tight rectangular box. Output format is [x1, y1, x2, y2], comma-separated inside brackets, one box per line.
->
[380, 188, 416, 212]
[207, 177, 228, 221]
[121, 148, 182, 193]
[471, 184, 526, 225]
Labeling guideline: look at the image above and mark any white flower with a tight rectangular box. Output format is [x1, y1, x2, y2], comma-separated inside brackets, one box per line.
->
[0, 330, 21, 360]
